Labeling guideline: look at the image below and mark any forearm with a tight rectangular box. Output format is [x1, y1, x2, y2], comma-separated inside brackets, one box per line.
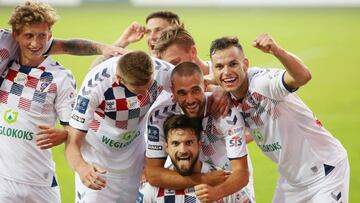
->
[274, 47, 312, 88]
[64, 129, 88, 173]
[214, 169, 249, 199]
[51, 39, 105, 55]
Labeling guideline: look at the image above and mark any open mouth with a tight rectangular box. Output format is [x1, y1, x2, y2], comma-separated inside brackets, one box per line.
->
[222, 77, 237, 86]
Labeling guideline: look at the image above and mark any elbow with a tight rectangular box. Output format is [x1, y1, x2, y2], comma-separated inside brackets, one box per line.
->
[296, 70, 312, 87]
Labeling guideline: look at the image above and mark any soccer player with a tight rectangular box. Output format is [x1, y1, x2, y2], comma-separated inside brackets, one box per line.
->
[0, 1, 77, 202]
[91, 10, 182, 67]
[144, 62, 254, 202]
[65, 51, 173, 203]
[138, 114, 252, 203]
[210, 33, 350, 202]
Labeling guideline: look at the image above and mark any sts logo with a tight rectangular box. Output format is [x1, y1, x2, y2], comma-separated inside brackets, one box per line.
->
[229, 135, 242, 147]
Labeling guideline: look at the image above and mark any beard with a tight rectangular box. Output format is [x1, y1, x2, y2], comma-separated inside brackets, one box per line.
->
[171, 152, 199, 176]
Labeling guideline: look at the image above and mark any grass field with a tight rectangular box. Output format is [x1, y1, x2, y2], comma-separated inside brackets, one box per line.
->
[1, 3, 360, 202]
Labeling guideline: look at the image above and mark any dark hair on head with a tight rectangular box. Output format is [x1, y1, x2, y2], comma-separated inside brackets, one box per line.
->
[170, 61, 203, 84]
[146, 10, 182, 26]
[209, 36, 243, 58]
[163, 114, 202, 142]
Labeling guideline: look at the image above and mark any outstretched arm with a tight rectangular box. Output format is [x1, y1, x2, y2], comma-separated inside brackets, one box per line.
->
[145, 158, 230, 189]
[50, 38, 126, 57]
[253, 33, 312, 89]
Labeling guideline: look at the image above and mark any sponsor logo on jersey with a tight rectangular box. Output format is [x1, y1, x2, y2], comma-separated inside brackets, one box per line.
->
[148, 125, 160, 142]
[258, 142, 282, 152]
[105, 100, 116, 111]
[101, 130, 140, 149]
[14, 72, 27, 84]
[253, 130, 264, 143]
[4, 109, 18, 124]
[227, 127, 242, 137]
[229, 135, 243, 147]
[127, 97, 140, 109]
[71, 114, 85, 123]
[0, 125, 33, 141]
[148, 144, 163, 151]
[75, 95, 89, 114]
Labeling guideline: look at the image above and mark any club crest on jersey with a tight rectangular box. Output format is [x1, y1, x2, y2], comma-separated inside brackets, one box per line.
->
[4, 109, 18, 124]
[14, 72, 27, 85]
[127, 97, 140, 109]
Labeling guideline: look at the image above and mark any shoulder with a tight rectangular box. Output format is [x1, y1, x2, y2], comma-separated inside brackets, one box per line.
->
[152, 57, 174, 72]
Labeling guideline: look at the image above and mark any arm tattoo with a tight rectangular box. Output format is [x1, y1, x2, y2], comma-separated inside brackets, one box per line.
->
[58, 39, 103, 55]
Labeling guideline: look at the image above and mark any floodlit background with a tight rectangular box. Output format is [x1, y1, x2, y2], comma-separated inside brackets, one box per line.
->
[1, 0, 359, 202]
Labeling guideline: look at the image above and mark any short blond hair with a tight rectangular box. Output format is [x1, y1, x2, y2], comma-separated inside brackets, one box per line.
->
[8, 0, 58, 33]
[154, 26, 195, 58]
[117, 51, 154, 86]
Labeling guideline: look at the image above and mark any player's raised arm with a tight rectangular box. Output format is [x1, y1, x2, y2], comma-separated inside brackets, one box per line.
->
[253, 33, 312, 89]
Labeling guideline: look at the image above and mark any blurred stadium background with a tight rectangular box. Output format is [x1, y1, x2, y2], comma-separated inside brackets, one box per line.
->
[1, 0, 359, 202]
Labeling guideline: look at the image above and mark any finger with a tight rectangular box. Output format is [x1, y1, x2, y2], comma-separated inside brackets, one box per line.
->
[36, 134, 49, 141]
[38, 142, 54, 150]
[38, 125, 50, 130]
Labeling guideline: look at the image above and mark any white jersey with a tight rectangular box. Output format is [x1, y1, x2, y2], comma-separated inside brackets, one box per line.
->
[69, 56, 173, 175]
[233, 67, 347, 186]
[146, 91, 247, 167]
[0, 29, 53, 75]
[137, 162, 252, 203]
[0, 56, 76, 186]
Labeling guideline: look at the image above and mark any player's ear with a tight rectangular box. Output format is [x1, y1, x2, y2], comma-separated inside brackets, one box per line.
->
[165, 142, 169, 154]
[190, 45, 197, 58]
[242, 58, 249, 71]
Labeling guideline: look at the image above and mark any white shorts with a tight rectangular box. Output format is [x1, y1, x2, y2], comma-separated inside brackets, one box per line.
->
[0, 176, 60, 203]
[75, 166, 143, 203]
[272, 158, 350, 203]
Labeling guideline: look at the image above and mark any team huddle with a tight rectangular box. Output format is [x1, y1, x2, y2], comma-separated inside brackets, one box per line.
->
[0, 1, 350, 203]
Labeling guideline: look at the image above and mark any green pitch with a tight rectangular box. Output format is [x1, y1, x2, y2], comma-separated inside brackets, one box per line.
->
[1, 3, 359, 202]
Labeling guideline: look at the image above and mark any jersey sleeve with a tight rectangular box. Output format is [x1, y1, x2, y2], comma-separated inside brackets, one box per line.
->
[219, 107, 248, 159]
[249, 68, 293, 100]
[152, 58, 173, 92]
[55, 69, 77, 125]
[145, 107, 168, 159]
[69, 66, 110, 131]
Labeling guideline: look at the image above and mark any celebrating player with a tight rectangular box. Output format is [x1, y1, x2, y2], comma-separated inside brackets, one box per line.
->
[210, 33, 350, 202]
[144, 62, 254, 202]
[0, 1, 77, 202]
[138, 114, 252, 203]
[65, 51, 173, 203]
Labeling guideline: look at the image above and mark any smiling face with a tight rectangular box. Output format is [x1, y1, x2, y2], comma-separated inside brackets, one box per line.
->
[212, 46, 249, 99]
[13, 22, 51, 66]
[145, 18, 172, 56]
[165, 128, 200, 176]
[171, 73, 206, 118]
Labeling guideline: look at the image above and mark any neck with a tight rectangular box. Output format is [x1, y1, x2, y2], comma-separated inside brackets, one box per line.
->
[192, 160, 202, 173]
[19, 55, 45, 67]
